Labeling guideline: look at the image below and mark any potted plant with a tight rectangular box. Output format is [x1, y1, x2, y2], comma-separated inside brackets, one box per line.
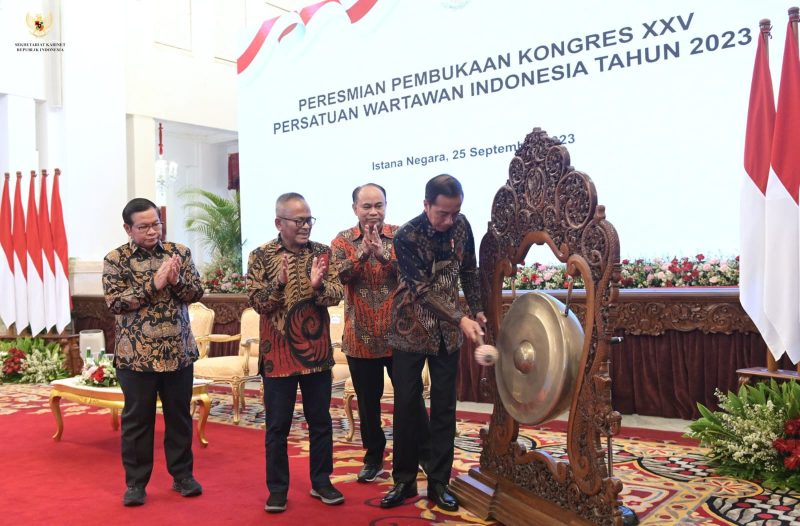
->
[0, 337, 70, 383]
[181, 188, 245, 293]
[687, 379, 800, 492]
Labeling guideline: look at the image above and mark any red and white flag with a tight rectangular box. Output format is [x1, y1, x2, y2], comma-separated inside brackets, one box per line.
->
[12, 173, 28, 332]
[740, 21, 783, 359]
[26, 172, 46, 335]
[39, 170, 58, 332]
[764, 15, 800, 364]
[51, 169, 71, 333]
[0, 174, 15, 328]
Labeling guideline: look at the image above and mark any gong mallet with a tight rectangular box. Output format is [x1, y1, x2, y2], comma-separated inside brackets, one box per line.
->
[474, 333, 499, 366]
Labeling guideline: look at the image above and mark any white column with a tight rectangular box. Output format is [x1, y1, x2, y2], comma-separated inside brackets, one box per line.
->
[0, 95, 38, 176]
[60, 0, 128, 260]
[125, 114, 156, 200]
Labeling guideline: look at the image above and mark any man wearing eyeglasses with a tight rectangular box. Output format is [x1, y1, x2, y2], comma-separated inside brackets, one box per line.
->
[247, 192, 345, 513]
[102, 198, 204, 507]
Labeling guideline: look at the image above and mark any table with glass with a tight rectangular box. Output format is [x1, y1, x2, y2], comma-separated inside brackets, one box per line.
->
[49, 376, 212, 446]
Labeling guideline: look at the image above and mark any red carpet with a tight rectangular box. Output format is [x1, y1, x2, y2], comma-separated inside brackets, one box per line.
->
[2, 385, 487, 526]
[3, 384, 800, 525]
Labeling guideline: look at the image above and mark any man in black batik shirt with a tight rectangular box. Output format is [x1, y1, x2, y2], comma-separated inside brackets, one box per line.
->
[381, 175, 486, 512]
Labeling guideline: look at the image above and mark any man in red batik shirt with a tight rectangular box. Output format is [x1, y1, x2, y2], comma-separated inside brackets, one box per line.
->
[332, 184, 431, 483]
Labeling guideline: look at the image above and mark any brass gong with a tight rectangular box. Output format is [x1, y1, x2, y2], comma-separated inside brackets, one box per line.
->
[495, 291, 584, 425]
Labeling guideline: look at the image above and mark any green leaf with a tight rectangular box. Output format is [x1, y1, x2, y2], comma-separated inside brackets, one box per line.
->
[180, 188, 243, 271]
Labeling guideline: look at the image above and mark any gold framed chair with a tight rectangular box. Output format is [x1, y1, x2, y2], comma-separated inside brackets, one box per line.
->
[193, 307, 261, 424]
[188, 302, 216, 344]
[329, 302, 351, 390]
[341, 345, 431, 442]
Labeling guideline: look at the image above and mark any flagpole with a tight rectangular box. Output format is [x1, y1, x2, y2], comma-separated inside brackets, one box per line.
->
[765, 5, 800, 364]
[741, 15, 786, 368]
[792, 3, 799, 363]
[756, 17, 781, 375]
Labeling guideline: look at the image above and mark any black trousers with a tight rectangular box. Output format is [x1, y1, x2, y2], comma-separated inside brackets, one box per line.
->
[345, 355, 393, 465]
[116, 364, 195, 488]
[262, 370, 333, 493]
[391, 345, 455, 485]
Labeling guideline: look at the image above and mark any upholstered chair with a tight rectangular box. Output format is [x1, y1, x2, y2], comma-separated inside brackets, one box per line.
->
[329, 302, 351, 389]
[341, 337, 431, 442]
[193, 307, 261, 424]
[188, 302, 216, 345]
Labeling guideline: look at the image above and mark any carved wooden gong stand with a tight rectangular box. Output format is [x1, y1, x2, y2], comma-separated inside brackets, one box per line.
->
[450, 127, 625, 525]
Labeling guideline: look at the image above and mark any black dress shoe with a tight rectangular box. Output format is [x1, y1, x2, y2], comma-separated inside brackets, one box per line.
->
[427, 481, 458, 512]
[380, 481, 418, 509]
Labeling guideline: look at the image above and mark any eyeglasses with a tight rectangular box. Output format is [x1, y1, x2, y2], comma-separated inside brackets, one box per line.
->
[278, 216, 316, 228]
[132, 222, 163, 233]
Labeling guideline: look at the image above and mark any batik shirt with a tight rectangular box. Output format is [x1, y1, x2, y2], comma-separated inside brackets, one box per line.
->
[246, 236, 344, 377]
[331, 223, 399, 359]
[102, 240, 204, 372]
[389, 212, 481, 355]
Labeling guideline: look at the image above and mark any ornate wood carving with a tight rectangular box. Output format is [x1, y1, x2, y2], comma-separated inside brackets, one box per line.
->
[613, 299, 754, 335]
[451, 128, 624, 525]
[71, 294, 249, 356]
[508, 288, 758, 335]
[203, 294, 249, 325]
[72, 295, 117, 351]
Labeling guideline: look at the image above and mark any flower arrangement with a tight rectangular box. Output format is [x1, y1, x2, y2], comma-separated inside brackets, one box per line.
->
[512, 263, 584, 290]
[774, 417, 800, 471]
[80, 351, 118, 387]
[1, 348, 26, 381]
[506, 254, 739, 290]
[0, 338, 68, 383]
[687, 380, 800, 492]
[20, 347, 70, 384]
[201, 262, 246, 294]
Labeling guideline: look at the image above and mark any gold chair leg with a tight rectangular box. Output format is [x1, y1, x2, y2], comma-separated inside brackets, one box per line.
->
[232, 384, 241, 425]
[343, 392, 356, 441]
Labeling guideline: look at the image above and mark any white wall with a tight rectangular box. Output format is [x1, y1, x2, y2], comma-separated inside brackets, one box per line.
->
[124, 0, 239, 131]
[1, 0, 341, 278]
[0, 0, 47, 100]
[160, 123, 237, 270]
[60, 0, 128, 261]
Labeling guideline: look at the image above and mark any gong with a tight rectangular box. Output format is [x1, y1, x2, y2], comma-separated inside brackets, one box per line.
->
[495, 291, 584, 425]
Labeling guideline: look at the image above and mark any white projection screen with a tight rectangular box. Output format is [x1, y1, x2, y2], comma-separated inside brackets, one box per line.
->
[237, 0, 790, 265]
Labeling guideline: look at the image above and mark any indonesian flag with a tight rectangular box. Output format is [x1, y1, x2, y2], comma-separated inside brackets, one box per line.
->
[26, 172, 46, 336]
[51, 169, 71, 333]
[740, 23, 783, 360]
[12, 173, 28, 332]
[764, 17, 800, 364]
[0, 174, 15, 328]
[39, 170, 58, 332]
